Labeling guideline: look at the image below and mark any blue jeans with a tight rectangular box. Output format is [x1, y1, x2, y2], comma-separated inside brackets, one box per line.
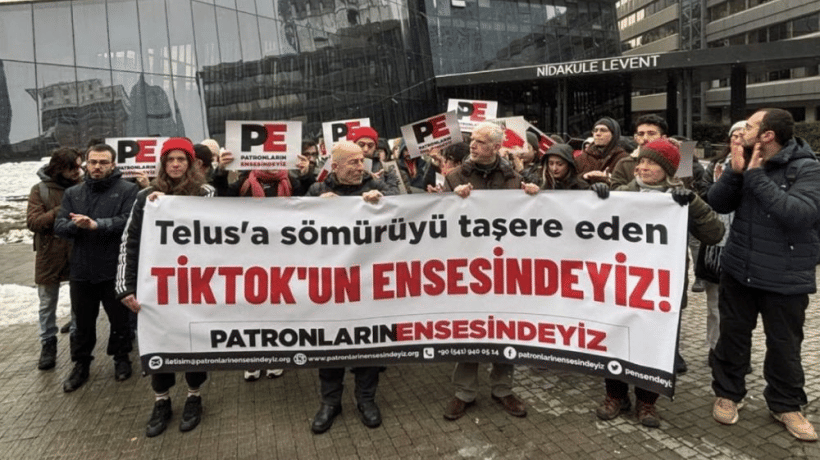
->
[37, 283, 60, 342]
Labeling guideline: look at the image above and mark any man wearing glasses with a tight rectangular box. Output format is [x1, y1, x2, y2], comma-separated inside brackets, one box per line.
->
[709, 108, 820, 441]
[55, 143, 138, 393]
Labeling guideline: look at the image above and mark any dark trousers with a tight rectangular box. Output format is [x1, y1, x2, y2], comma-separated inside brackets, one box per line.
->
[319, 367, 380, 406]
[604, 379, 659, 404]
[712, 272, 808, 413]
[151, 372, 208, 393]
[69, 279, 132, 364]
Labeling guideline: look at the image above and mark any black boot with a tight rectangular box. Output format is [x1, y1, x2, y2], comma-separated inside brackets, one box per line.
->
[675, 352, 688, 374]
[38, 337, 57, 370]
[63, 361, 90, 392]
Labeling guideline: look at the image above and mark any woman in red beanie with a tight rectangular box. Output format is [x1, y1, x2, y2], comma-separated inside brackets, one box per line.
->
[116, 137, 214, 438]
[595, 138, 725, 428]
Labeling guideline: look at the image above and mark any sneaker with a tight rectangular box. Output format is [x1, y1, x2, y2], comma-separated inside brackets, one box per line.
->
[772, 411, 818, 441]
[691, 278, 706, 293]
[62, 362, 90, 393]
[60, 322, 71, 334]
[114, 359, 132, 381]
[636, 400, 660, 428]
[596, 395, 631, 420]
[146, 399, 173, 437]
[443, 397, 475, 421]
[38, 337, 57, 370]
[713, 397, 740, 425]
[266, 369, 284, 379]
[244, 370, 261, 382]
[179, 396, 203, 432]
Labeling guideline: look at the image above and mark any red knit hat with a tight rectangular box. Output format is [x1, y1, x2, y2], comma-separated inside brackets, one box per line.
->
[161, 138, 195, 162]
[639, 138, 680, 177]
[348, 126, 378, 143]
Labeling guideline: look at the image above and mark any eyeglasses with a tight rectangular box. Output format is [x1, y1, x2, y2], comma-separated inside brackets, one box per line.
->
[87, 160, 112, 166]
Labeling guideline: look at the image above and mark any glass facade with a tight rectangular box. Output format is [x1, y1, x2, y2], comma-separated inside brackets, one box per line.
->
[0, 0, 620, 162]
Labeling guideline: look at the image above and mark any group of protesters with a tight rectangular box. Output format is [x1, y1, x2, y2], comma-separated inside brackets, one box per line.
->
[26, 107, 820, 442]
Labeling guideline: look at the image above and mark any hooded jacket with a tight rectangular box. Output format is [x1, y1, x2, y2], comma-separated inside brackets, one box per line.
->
[54, 168, 138, 283]
[707, 137, 820, 295]
[575, 117, 629, 178]
[26, 166, 78, 285]
[540, 144, 590, 190]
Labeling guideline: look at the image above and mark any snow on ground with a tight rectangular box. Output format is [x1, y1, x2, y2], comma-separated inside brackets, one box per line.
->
[0, 283, 72, 327]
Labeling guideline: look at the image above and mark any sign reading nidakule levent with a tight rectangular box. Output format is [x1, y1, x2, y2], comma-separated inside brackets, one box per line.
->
[137, 191, 687, 396]
[537, 54, 660, 77]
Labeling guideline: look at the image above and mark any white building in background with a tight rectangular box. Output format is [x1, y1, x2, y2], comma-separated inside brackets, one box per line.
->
[617, 0, 820, 123]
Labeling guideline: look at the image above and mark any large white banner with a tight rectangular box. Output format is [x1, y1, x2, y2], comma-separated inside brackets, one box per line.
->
[136, 191, 687, 396]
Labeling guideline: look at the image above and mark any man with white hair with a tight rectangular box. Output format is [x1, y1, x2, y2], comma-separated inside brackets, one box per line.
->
[442, 121, 537, 420]
[306, 141, 395, 434]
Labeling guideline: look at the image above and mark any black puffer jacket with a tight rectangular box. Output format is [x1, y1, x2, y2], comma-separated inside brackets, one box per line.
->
[707, 138, 820, 295]
[307, 173, 396, 197]
[54, 168, 138, 283]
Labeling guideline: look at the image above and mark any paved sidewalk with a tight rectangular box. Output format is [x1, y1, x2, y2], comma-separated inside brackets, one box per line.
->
[1, 243, 820, 459]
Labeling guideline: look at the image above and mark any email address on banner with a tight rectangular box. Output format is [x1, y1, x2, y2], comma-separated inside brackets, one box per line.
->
[164, 356, 291, 365]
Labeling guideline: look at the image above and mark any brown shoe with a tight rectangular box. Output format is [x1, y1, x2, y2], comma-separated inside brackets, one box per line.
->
[636, 400, 660, 428]
[596, 395, 631, 420]
[443, 397, 474, 420]
[712, 397, 740, 425]
[772, 411, 818, 441]
[492, 394, 527, 417]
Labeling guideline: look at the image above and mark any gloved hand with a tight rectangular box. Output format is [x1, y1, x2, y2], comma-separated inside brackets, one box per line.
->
[671, 188, 695, 206]
[591, 182, 609, 199]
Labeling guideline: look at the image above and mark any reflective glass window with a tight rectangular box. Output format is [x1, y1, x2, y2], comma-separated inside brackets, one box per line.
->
[192, 2, 220, 67]
[33, 2, 73, 66]
[72, 68, 121, 148]
[256, 0, 276, 19]
[216, 7, 242, 62]
[35, 64, 79, 148]
[139, 0, 170, 75]
[239, 12, 262, 61]
[168, 0, 197, 77]
[108, 0, 142, 72]
[236, 0, 256, 13]
[259, 17, 284, 57]
[0, 62, 39, 148]
[0, 4, 34, 62]
[73, 1, 110, 69]
[171, 76, 206, 143]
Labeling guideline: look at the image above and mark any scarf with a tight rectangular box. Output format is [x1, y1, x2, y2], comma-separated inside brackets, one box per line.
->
[635, 176, 669, 193]
[240, 170, 292, 197]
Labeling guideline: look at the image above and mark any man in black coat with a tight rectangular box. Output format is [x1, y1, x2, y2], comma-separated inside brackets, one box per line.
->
[708, 108, 820, 441]
[55, 143, 138, 392]
[307, 140, 394, 434]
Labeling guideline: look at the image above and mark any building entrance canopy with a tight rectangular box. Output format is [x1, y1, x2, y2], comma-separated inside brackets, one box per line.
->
[434, 37, 820, 136]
